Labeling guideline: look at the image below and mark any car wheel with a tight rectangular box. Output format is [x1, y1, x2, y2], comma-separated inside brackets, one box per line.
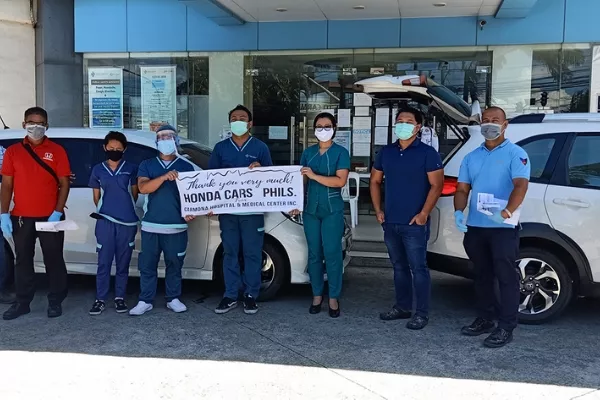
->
[213, 237, 289, 302]
[516, 247, 573, 325]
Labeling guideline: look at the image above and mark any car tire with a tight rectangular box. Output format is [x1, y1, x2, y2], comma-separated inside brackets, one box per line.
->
[212, 237, 289, 302]
[515, 247, 574, 325]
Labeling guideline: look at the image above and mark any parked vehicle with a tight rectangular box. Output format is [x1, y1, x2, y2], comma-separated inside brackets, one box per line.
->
[356, 75, 600, 324]
[0, 129, 352, 301]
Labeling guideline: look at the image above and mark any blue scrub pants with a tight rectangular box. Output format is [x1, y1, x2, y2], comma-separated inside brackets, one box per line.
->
[303, 204, 345, 299]
[95, 219, 137, 301]
[138, 230, 188, 303]
[219, 214, 264, 299]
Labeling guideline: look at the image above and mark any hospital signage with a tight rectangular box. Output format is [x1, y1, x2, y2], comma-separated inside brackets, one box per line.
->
[175, 166, 304, 216]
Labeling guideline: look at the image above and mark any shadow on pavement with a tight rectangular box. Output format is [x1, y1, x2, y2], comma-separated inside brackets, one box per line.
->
[0, 267, 599, 390]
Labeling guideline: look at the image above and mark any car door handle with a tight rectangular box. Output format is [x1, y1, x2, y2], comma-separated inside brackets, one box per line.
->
[552, 198, 591, 208]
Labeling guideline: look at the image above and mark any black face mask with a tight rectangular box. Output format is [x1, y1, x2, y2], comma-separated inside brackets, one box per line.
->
[106, 150, 124, 162]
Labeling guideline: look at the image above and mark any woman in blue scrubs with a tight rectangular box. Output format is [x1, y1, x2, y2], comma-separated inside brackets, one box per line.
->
[88, 131, 139, 315]
[294, 112, 350, 318]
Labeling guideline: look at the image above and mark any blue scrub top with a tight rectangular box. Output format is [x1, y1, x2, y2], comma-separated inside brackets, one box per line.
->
[88, 160, 138, 226]
[458, 139, 530, 228]
[300, 143, 351, 215]
[373, 139, 443, 225]
[208, 136, 273, 216]
[138, 156, 197, 230]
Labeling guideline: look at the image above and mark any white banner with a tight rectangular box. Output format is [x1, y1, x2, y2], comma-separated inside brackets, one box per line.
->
[176, 166, 304, 216]
[140, 65, 177, 132]
[88, 67, 123, 129]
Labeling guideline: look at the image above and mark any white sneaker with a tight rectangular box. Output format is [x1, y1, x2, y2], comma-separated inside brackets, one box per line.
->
[167, 298, 187, 313]
[129, 301, 153, 316]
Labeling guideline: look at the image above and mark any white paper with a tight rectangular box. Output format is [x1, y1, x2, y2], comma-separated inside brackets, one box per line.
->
[355, 107, 370, 117]
[268, 126, 288, 140]
[353, 116, 371, 130]
[476, 193, 521, 226]
[337, 109, 351, 127]
[353, 129, 371, 143]
[333, 130, 351, 153]
[3, 232, 15, 258]
[140, 66, 177, 132]
[353, 143, 371, 157]
[375, 108, 390, 126]
[374, 127, 389, 145]
[35, 220, 79, 232]
[353, 92, 372, 107]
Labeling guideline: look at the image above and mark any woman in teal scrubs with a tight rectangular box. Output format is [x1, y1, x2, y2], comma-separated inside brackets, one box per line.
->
[294, 112, 350, 318]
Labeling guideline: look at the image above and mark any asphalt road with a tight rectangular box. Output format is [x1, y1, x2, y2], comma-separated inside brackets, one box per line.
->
[0, 265, 599, 400]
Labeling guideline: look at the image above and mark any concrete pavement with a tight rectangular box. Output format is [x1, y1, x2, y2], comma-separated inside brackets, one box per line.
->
[0, 266, 598, 399]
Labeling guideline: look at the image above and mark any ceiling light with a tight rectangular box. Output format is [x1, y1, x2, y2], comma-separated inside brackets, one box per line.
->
[433, 2, 447, 6]
[353, 5, 366, 10]
[275, 7, 287, 12]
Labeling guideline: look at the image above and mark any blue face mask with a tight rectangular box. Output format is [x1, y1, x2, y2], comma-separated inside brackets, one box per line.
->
[230, 121, 248, 136]
[157, 138, 176, 155]
[394, 123, 416, 140]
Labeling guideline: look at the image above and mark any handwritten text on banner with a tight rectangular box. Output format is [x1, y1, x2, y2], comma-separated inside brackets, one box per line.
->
[176, 166, 304, 216]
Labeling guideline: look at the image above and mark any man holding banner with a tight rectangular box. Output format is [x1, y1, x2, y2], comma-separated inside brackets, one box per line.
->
[209, 105, 273, 315]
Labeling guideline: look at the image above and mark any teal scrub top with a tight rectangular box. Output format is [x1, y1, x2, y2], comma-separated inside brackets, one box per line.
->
[300, 143, 351, 215]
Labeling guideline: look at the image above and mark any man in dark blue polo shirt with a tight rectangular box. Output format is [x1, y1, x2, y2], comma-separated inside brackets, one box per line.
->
[209, 105, 273, 315]
[370, 107, 444, 330]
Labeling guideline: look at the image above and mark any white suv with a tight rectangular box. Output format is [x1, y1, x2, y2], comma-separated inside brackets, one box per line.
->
[356, 75, 600, 324]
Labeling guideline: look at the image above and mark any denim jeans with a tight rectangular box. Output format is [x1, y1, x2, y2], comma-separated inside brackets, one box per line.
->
[383, 223, 430, 317]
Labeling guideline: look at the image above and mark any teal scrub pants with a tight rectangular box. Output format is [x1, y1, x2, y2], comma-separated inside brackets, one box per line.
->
[303, 204, 345, 299]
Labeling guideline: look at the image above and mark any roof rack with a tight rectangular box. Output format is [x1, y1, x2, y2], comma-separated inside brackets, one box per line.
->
[511, 113, 600, 124]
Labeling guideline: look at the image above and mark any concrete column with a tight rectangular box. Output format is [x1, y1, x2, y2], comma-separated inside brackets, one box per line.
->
[491, 46, 533, 117]
[35, 0, 83, 127]
[208, 52, 245, 147]
[0, 0, 35, 128]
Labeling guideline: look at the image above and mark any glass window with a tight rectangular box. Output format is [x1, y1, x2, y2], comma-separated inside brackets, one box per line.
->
[520, 137, 556, 180]
[124, 143, 157, 167]
[560, 46, 592, 112]
[180, 143, 211, 170]
[568, 135, 600, 189]
[53, 138, 104, 188]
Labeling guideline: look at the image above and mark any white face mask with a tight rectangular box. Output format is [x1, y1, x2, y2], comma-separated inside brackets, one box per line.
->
[315, 127, 334, 142]
[26, 124, 46, 140]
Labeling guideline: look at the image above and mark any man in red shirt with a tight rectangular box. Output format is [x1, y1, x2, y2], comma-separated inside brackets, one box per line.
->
[0, 107, 71, 320]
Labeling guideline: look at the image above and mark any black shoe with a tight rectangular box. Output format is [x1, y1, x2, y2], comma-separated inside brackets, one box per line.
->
[406, 315, 428, 330]
[89, 300, 106, 316]
[483, 328, 513, 348]
[3, 303, 30, 320]
[379, 306, 411, 321]
[309, 300, 323, 314]
[47, 303, 62, 318]
[215, 297, 238, 314]
[243, 294, 258, 315]
[114, 298, 128, 313]
[329, 301, 340, 318]
[461, 317, 496, 336]
[0, 290, 16, 304]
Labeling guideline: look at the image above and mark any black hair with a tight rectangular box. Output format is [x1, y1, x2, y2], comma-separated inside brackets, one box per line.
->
[484, 106, 507, 120]
[395, 107, 423, 125]
[104, 131, 128, 149]
[24, 107, 48, 123]
[313, 112, 337, 129]
[228, 104, 253, 122]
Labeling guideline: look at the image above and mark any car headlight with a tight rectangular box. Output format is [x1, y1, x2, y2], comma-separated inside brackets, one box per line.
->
[281, 211, 303, 225]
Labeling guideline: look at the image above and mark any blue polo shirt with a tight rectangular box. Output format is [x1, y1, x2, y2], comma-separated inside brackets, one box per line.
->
[458, 139, 530, 228]
[373, 139, 443, 225]
[301, 143, 350, 214]
[208, 136, 273, 216]
[88, 160, 138, 226]
[138, 156, 198, 231]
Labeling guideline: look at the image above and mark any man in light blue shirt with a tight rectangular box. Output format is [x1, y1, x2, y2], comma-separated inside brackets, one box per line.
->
[454, 106, 530, 348]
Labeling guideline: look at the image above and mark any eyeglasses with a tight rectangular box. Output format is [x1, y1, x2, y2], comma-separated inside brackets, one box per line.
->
[315, 126, 333, 132]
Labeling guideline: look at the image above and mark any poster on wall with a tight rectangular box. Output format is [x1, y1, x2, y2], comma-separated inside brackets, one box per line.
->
[333, 130, 351, 153]
[88, 67, 123, 129]
[140, 66, 177, 132]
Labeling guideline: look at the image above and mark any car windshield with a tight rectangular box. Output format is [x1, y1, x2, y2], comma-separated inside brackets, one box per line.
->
[426, 78, 472, 119]
[179, 143, 212, 170]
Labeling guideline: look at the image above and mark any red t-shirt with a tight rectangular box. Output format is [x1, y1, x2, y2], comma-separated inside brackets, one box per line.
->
[2, 137, 71, 217]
